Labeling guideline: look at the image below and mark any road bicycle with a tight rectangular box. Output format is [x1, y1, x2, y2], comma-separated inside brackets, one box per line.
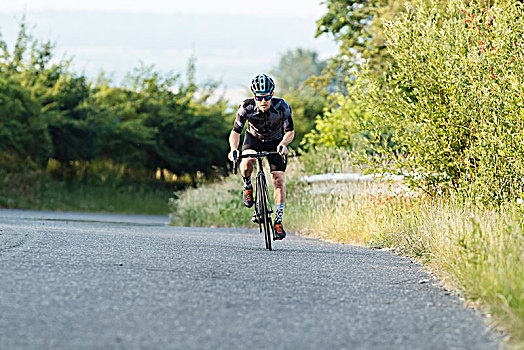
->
[232, 149, 286, 251]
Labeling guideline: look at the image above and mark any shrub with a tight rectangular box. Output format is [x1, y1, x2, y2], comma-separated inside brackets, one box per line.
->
[357, 0, 524, 203]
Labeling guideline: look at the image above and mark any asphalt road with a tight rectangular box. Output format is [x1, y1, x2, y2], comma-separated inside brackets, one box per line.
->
[0, 209, 501, 349]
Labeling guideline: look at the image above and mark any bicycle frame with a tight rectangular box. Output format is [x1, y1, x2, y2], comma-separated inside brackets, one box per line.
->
[232, 150, 286, 250]
[254, 157, 274, 249]
[254, 156, 273, 219]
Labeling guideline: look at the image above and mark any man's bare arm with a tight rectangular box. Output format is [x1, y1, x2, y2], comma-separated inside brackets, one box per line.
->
[277, 131, 295, 155]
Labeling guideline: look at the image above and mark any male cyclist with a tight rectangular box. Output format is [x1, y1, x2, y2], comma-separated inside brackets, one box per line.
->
[227, 73, 294, 240]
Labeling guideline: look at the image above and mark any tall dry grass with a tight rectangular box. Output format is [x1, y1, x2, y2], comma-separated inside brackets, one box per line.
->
[287, 189, 523, 345]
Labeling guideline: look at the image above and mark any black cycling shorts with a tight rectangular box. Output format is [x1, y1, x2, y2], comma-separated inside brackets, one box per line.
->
[241, 132, 286, 172]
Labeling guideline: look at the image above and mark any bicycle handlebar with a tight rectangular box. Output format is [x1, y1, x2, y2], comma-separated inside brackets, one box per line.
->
[232, 151, 287, 175]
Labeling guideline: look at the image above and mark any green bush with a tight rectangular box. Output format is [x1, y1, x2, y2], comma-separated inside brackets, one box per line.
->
[357, 0, 524, 203]
[0, 23, 232, 180]
[0, 75, 52, 170]
[303, 94, 372, 151]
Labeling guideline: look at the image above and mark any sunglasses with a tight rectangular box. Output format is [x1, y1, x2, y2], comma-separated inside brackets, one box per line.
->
[254, 94, 272, 101]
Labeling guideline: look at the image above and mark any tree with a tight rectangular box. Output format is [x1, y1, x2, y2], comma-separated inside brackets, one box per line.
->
[271, 48, 328, 95]
[270, 48, 330, 146]
[357, 0, 524, 202]
[0, 21, 232, 180]
[0, 75, 51, 170]
[313, 0, 446, 89]
[0, 20, 57, 170]
[91, 63, 230, 179]
[304, 0, 450, 152]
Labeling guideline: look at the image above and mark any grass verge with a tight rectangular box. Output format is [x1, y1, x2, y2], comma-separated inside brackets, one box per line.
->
[0, 171, 173, 215]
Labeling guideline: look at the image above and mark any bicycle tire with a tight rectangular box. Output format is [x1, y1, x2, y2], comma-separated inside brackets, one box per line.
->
[258, 175, 272, 251]
[261, 174, 275, 241]
[254, 191, 263, 236]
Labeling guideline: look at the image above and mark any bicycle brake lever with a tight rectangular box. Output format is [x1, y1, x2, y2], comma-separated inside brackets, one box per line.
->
[232, 150, 239, 174]
[277, 145, 287, 165]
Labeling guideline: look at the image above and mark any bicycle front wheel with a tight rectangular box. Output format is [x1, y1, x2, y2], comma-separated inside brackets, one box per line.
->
[258, 175, 272, 251]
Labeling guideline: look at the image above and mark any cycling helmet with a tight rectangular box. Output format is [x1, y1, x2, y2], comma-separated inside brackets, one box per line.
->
[250, 73, 275, 95]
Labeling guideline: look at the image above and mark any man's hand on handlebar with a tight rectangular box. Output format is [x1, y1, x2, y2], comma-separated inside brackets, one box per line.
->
[228, 149, 239, 162]
[277, 144, 288, 156]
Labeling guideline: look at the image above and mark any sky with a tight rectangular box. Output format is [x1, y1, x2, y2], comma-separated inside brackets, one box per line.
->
[0, 0, 338, 101]
[2, 0, 327, 17]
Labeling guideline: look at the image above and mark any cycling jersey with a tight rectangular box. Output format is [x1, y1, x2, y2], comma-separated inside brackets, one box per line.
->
[233, 97, 294, 142]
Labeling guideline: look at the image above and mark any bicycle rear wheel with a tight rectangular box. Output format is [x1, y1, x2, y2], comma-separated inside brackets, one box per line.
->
[258, 175, 272, 251]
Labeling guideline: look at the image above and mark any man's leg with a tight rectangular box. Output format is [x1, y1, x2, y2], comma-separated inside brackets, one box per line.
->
[272, 171, 287, 239]
[272, 171, 286, 209]
[240, 150, 256, 178]
[241, 150, 256, 207]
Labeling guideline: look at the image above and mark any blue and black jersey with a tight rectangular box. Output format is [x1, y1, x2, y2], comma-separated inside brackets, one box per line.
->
[233, 97, 294, 142]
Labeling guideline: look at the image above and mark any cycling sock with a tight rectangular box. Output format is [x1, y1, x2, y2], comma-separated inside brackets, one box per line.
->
[242, 176, 252, 189]
[275, 203, 285, 223]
